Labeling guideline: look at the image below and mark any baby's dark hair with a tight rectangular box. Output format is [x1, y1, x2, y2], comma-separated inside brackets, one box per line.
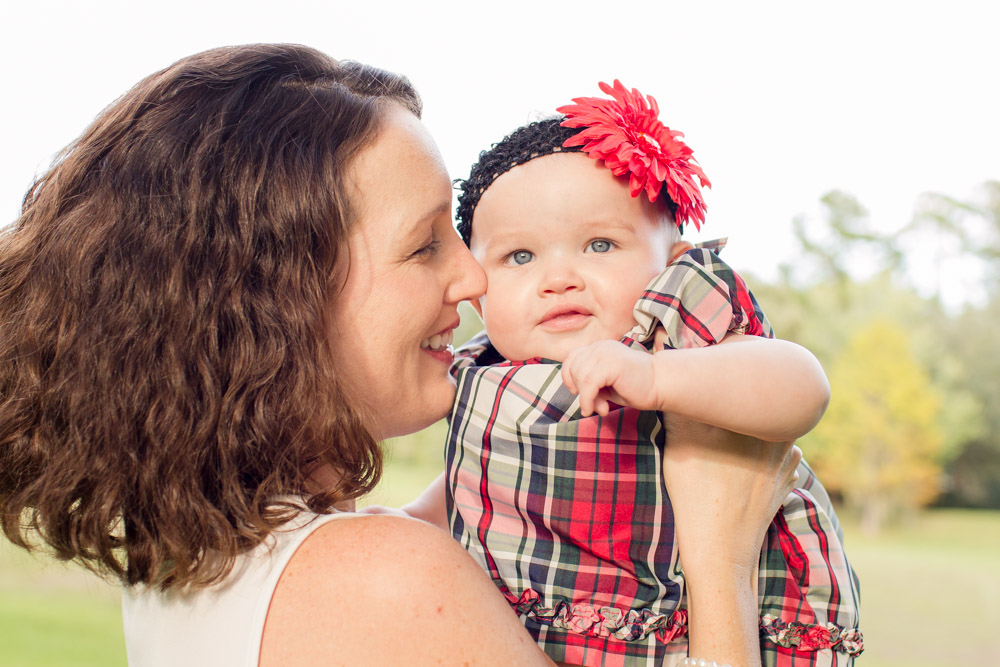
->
[455, 117, 678, 245]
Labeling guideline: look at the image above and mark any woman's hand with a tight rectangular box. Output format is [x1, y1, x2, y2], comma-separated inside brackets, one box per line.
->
[663, 416, 800, 575]
[662, 414, 801, 667]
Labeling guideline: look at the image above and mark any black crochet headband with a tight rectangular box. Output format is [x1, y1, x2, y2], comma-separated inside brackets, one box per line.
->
[455, 119, 576, 246]
[454, 117, 680, 246]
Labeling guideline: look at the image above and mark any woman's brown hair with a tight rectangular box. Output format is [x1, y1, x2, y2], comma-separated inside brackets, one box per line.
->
[0, 44, 420, 589]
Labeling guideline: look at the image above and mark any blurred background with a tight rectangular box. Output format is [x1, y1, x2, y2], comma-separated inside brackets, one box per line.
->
[2, 1, 997, 665]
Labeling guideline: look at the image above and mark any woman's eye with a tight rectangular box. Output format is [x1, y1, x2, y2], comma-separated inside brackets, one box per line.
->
[505, 250, 535, 266]
[411, 240, 441, 258]
[588, 239, 613, 253]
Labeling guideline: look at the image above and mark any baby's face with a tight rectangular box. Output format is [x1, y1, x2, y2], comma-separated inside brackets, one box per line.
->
[469, 152, 675, 362]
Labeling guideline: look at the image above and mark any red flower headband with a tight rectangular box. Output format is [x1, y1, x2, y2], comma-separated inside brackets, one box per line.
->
[557, 80, 711, 231]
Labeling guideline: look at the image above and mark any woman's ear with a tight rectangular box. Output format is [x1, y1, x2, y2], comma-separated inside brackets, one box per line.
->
[668, 241, 694, 264]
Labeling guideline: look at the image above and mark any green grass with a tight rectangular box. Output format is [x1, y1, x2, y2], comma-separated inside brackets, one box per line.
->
[0, 540, 125, 667]
[836, 509, 1000, 666]
[0, 588, 125, 667]
[2, 442, 997, 666]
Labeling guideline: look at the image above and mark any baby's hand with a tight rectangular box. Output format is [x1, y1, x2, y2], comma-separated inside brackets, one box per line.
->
[561, 340, 664, 417]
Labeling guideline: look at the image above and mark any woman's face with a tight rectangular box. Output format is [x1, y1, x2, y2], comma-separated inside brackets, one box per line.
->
[327, 105, 486, 440]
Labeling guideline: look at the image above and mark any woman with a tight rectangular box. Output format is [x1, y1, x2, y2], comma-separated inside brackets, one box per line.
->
[0, 44, 800, 666]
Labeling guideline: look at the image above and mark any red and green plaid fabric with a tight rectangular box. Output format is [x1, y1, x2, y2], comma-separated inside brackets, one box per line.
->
[445, 243, 862, 666]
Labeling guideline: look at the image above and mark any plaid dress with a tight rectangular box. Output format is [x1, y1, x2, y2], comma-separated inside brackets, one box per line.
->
[445, 242, 863, 666]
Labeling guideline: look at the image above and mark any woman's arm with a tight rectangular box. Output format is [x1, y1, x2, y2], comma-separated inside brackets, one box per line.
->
[357, 472, 450, 531]
[661, 416, 802, 666]
[562, 333, 829, 442]
[260, 513, 555, 665]
[401, 472, 449, 531]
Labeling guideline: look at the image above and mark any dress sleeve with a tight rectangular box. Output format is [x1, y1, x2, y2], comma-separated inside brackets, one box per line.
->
[622, 242, 773, 351]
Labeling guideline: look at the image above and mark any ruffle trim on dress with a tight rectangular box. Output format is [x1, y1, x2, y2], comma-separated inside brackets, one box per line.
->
[503, 587, 688, 644]
[760, 615, 865, 656]
[501, 588, 864, 655]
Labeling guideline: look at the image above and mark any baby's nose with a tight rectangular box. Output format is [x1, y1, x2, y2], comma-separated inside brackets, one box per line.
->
[539, 260, 583, 294]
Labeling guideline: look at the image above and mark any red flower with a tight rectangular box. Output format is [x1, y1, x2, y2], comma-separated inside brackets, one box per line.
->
[557, 80, 711, 231]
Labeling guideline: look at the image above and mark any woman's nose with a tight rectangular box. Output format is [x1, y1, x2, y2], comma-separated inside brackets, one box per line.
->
[444, 234, 487, 304]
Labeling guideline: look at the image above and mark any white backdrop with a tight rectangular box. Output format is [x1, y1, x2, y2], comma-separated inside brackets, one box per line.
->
[3, 0, 997, 306]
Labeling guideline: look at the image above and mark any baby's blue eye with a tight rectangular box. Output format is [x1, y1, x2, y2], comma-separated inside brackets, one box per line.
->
[507, 250, 534, 266]
[588, 239, 613, 253]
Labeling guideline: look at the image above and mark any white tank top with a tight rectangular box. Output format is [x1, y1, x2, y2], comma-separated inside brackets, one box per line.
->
[122, 510, 356, 667]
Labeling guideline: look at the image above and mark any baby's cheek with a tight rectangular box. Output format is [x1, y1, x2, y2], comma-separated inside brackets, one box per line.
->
[483, 314, 526, 360]
[607, 308, 640, 339]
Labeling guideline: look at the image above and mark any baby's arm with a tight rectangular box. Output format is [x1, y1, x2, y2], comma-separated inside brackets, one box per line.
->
[561, 333, 829, 442]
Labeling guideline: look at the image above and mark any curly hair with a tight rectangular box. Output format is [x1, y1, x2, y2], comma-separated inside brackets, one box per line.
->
[455, 117, 678, 246]
[0, 44, 420, 590]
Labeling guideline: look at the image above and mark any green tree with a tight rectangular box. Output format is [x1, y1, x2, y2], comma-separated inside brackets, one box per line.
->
[803, 320, 945, 534]
[935, 295, 1000, 507]
[910, 180, 1000, 288]
[910, 181, 1000, 506]
[751, 186, 992, 509]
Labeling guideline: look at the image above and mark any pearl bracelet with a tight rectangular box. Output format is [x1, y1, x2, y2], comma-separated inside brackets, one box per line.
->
[677, 659, 733, 667]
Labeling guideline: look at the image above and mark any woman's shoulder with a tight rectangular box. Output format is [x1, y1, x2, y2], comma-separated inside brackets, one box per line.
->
[260, 514, 550, 665]
[287, 512, 461, 582]
[271, 513, 452, 599]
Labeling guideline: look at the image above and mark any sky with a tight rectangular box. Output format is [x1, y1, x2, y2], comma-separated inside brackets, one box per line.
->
[2, 0, 998, 307]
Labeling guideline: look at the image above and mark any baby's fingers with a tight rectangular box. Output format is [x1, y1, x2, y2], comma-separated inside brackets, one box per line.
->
[574, 376, 599, 417]
[653, 327, 669, 351]
[560, 362, 579, 395]
[563, 360, 604, 417]
[593, 393, 612, 417]
[561, 359, 587, 413]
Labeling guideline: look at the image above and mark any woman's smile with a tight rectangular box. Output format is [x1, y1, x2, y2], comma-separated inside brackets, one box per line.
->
[420, 324, 457, 363]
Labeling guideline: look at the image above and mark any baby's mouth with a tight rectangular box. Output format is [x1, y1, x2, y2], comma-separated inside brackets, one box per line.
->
[539, 307, 592, 332]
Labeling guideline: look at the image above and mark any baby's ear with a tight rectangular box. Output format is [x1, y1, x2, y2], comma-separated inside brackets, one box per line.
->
[668, 241, 694, 264]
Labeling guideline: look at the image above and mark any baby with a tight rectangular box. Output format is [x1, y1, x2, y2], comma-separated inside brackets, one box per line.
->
[411, 83, 862, 666]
